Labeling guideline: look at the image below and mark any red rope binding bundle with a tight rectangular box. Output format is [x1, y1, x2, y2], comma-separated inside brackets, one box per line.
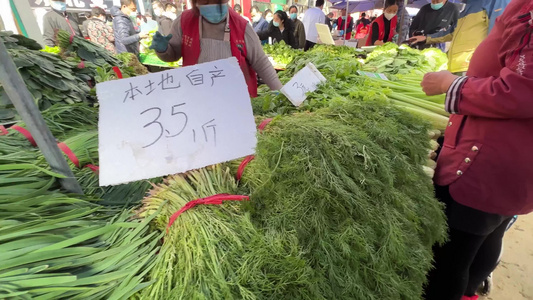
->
[11, 125, 36, 147]
[235, 118, 273, 181]
[85, 164, 100, 174]
[0, 125, 8, 136]
[258, 118, 273, 132]
[166, 194, 250, 232]
[57, 142, 80, 168]
[112, 66, 123, 79]
[77, 61, 85, 69]
[236, 155, 255, 181]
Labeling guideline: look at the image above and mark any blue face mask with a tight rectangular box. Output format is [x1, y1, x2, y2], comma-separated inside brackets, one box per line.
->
[430, 2, 444, 10]
[290, 13, 297, 20]
[273, 21, 280, 27]
[51, 1, 67, 12]
[198, 4, 228, 24]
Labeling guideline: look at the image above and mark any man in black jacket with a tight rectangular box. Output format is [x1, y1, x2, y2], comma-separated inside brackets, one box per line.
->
[409, 0, 459, 49]
[42, 0, 81, 47]
[112, 0, 147, 55]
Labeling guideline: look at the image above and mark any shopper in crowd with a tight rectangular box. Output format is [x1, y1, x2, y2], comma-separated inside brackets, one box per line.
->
[409, 0, 511, 74]
[337, 8, 353, 40]
[141, 12, 158, 32]
[152, 1, 172, 35]
[354, 15, 370, 39]
[420, 1, 533, 299]
[81, 12, 91, 38]
[302, 0, 326, 50]
[325, 12, 333, 31]
[251, 5, 269, 33]
[42, 0, 82, 47]
[289, 5, 306, 49]
[409, 0, 459, 50]
[234, 4, 251, 23]
[150, 0, 282, 97]
[365, 0, 398, 46]
[86, 7, 116, 53]
[112, 0, 147, 55]
[264, 9, 274, 23]
[164, 3, 179, 21]
[258, 10, 297, 48]
[356, 12, 370, 26]
[396, 0, 410, 43]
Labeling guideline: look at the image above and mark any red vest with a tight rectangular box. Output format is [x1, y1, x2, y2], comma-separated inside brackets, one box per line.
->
[181, 9, 258, 97]
[365, 14, 397, 46]
[337, 15, 352, 40]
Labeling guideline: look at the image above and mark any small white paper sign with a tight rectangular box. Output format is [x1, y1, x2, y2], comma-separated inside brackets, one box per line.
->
[316, 23, 335, 45]
[280, 62, 326, 106]
[96, 57, 257, 186]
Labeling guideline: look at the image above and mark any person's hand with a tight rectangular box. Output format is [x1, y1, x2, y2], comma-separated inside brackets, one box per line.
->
[421, 70, 458, 96]
[374, 40, 384, 45]
[408, 35, 426, 44]
[149, 32, 172, 53]
[139, 32, 149, 39]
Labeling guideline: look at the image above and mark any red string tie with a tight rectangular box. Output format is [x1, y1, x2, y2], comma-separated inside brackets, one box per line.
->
[11, 125, 36, 147]
[0, 125, 8, 136]
[57, 142, 80, 168]
[112, 66, 123, 79]
[77, 61, 85, 69]
[69, 34, 75, 44]
[236, 155, 255, 181]
[85, 164, 100, 174]
[235, 118, 273, 181]
[258, 118, 273, 132]
[166, 194, 250, 232]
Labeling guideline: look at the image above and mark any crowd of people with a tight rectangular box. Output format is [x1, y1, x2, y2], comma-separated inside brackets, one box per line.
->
[42, 0, 179, 55]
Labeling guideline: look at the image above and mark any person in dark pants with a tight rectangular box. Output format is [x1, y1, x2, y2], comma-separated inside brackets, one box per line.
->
[409, 0, 459, 49]
[302, 0, 326, 51]
[420, 1, 533, 299]
[112, 0, 148, 55]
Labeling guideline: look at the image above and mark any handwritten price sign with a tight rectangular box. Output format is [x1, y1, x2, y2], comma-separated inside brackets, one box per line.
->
[281, 62, 326, 106]
[96, 57, 257, 186]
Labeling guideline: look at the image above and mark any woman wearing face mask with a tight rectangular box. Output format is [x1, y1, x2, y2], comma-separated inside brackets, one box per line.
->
[42, 0, 82, 47]
[257, 11, 297, 49]
[289, 5, 306, 49]
[264, 9, 274, 23]
[151, 0, 283, 96]
[86, 7, 116, 53]
[366, 0, 398, 46]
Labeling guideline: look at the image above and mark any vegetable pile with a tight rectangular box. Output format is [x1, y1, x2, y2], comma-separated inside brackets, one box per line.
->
[363, 43, 448, 75]
[0, 34, 451, 300]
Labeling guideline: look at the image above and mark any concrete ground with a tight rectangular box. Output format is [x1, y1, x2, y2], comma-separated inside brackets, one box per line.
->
[481, 213, 533, 300]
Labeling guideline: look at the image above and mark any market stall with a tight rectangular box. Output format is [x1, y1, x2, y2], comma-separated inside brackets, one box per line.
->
[0, 28, 450, 299]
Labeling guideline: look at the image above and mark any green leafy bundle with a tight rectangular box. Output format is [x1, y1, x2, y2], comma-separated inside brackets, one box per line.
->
[262, 41, 302, 68]
[137, 165, 318, 300]
[237, 100, 447, 299]
[363, 43, 448, 75]
[57, 30, 122, 68]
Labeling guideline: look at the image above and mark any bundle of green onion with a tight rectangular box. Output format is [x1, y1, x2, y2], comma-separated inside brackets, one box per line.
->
[0, 164, 160, 299]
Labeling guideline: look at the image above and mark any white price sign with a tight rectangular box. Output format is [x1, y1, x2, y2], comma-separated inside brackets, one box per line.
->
[280, 62, 326, 107]
[96, 57, 257, 186]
